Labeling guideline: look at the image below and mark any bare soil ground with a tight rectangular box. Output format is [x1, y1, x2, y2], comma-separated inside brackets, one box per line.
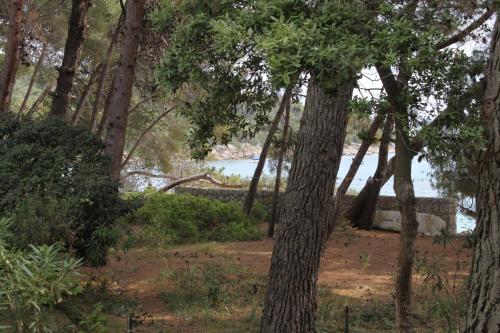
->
[85, 229, 472, 332]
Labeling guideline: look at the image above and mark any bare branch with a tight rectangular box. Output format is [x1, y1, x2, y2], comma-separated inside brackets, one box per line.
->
[436, 8, 494, 50]
[120, 105, 176, 169]
[159, 173, 244, 192]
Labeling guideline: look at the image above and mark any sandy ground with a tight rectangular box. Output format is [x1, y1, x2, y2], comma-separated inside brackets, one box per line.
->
[90, 229, 471, 332]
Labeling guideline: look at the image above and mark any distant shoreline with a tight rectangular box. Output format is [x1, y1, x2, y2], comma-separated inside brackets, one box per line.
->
[208, 143, 395, 161]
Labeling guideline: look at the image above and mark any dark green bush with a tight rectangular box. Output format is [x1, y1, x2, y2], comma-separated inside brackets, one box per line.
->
[0, 113, 120, 265]
[126, 193, 262, 245]
[7, 196, 78, 250]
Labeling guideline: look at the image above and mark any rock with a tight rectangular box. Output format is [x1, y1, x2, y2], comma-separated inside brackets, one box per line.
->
[373, 210, 448, 235]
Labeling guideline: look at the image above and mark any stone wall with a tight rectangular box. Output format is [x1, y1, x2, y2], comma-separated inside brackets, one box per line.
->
[175, 186, 457, 234]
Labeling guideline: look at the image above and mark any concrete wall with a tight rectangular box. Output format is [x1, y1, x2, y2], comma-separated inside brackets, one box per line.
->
[175, 186, 457, 234]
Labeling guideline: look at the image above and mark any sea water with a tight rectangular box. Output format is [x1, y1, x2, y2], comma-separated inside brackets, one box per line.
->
[206, 154, 475, 233]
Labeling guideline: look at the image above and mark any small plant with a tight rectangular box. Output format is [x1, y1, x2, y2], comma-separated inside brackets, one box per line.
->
[77, 303, 108, 333]
[360, 250, 371, 270]
[0, 229, 82, 332]
[415, 245, 468, 332]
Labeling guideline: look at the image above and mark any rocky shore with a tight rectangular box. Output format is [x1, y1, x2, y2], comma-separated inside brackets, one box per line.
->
[208, 142, 395, 160]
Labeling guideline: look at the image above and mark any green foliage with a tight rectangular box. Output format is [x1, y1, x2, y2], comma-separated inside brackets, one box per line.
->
[0, 113, 120, 266]
[415, 255, 468, 332]
[76, 303, 108, 333]
[415, 233, 471, 332]
[316, 288, 395, 333]
[159, 264, 256, 314]
[125, 193, 262, 246]
[0, 227, 82, 332]
[154, 0, 373, 158]
[7, 196, 79, 251]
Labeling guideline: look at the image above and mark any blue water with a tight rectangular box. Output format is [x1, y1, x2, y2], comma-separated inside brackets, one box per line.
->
[207, 154, 475, 233]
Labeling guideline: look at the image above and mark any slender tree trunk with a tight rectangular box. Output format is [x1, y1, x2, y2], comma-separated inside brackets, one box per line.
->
[260, 77, 354, 333]
[393, 117, 419, 333]
[50, 0, 91, 119]
[326, 112, 385, 235]
[104, 0, 146, 179]
[0, 0, 25, 113]
[268, 98, 291, 238]
[24, 82, 54, 118]
[347, 95, 457, 219]
[243, 83, 295, 215]
[120, 105, 176, 170]
[96, 72, 116, 137]
[464, 13, 500, 332]
[70, 64, 102, 125]
[18, 43, 47, 116]
[377, 64, 418, 333]
[350, 114, 393, 230]
[89, 13, 124, 132]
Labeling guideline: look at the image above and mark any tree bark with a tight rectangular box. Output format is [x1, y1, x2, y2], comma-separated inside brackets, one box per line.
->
[268, 98, 291, 238]
[50, 0, 91, 119]
[70, 63, 103, 125]
[349, 114, 393, 230]
[89, 13, 124, 132]
[377, 64, 419, 333]
[18, 43, 47, 116]
[0, 0, 25, 113]
[96, 72, 116, 137]
[104, 0, 146, 179]
[464, 13, 500, 332]
[243, 83, 295, 215]
[260, 77, 354, 333]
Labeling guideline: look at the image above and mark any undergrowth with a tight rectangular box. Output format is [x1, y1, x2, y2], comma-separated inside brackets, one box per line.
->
[123, 193, 264, 247]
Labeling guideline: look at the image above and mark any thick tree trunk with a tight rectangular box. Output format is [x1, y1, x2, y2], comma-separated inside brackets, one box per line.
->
[464, 14, 500, 332]
[268, 98, 291, 238]
[260, 77, 354, 333]
[90, 13, 124, 132]
[0, 0, 24, 113]
[104, 0, 146, 179]
[349, 114, 393, 230]
[19, 43, 47, 116]
[51, 0, 91, 119]
[243, 83, 295, 215]
[377, 64, 419, 332]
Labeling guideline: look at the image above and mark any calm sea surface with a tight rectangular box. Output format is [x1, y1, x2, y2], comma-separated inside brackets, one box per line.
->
[206, 154, 475, 233]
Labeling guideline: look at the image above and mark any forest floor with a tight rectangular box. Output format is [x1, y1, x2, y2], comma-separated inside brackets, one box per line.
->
[81, 227, 472, 332]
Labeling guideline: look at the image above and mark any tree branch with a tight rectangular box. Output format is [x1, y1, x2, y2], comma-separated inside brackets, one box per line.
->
[159, 173, 244, 192]
[436, 8, 494, 50]
[120, 105, 176, 169]
[124, 170, 177, 180]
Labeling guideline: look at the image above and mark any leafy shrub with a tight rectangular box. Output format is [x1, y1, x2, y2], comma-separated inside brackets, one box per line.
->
[126, 193, 261, 246]
[7, 196, 79, 251]
[0, 219, 82, 332]
[0, 113, 120, 265]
